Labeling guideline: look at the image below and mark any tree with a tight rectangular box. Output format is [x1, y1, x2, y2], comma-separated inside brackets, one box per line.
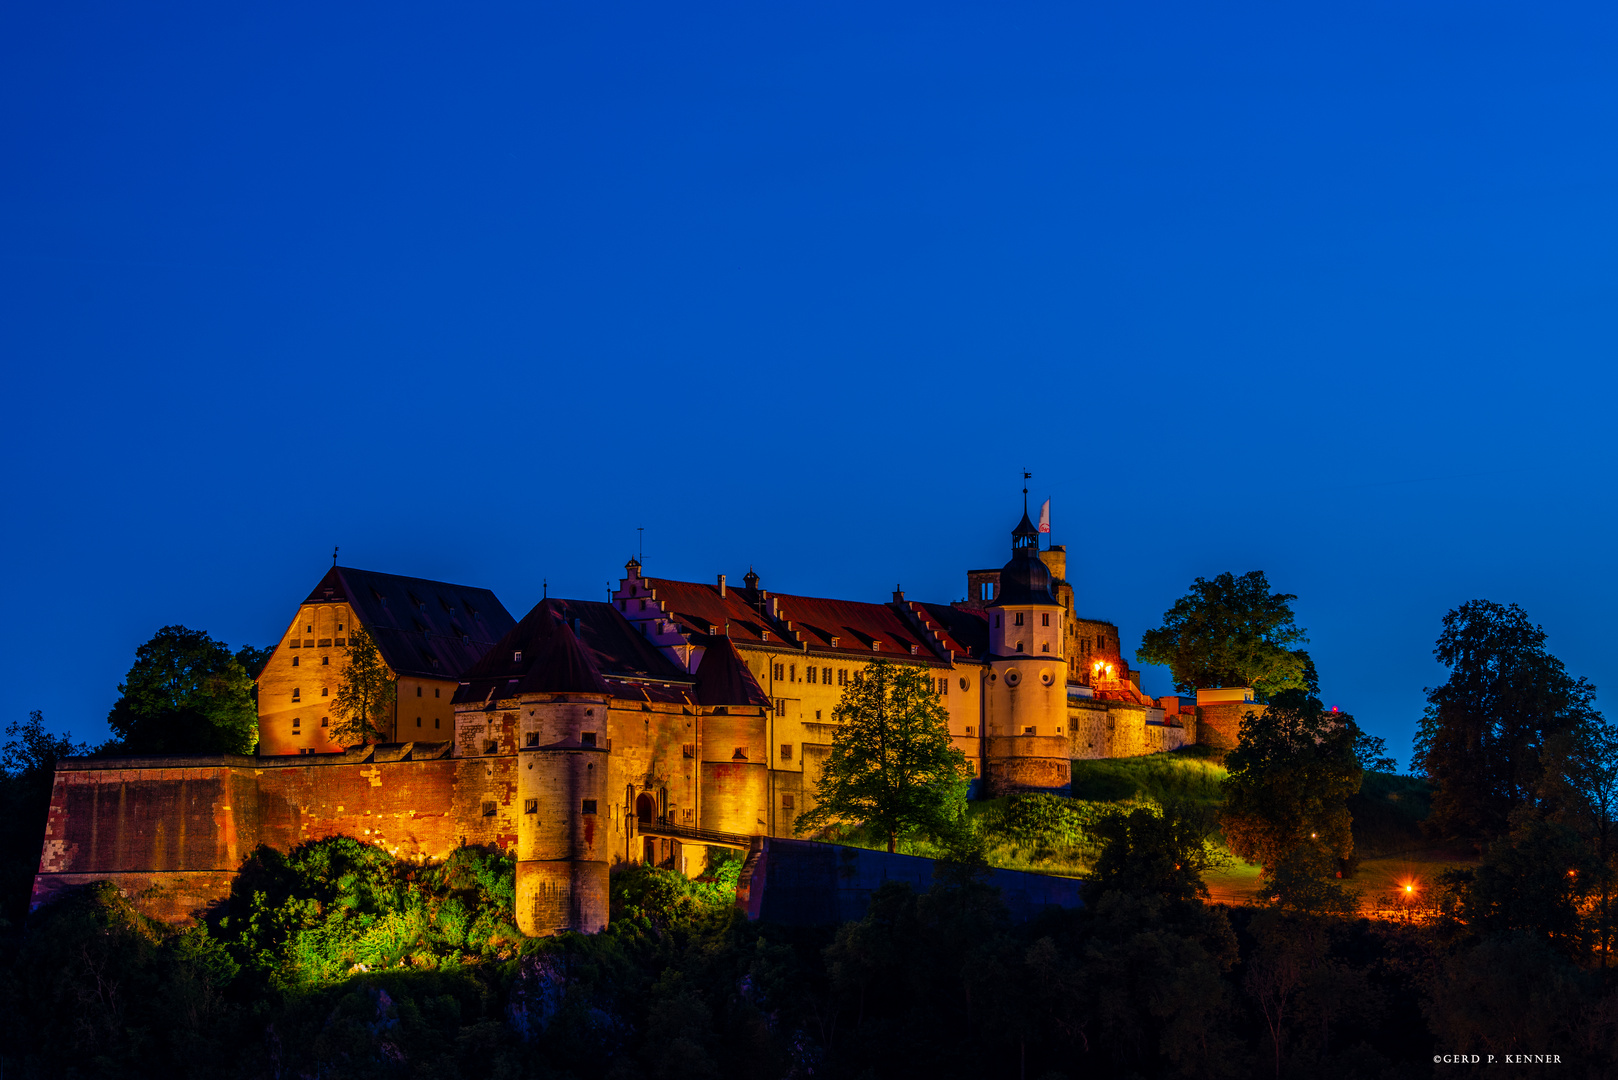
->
[1221, 691, 1365, 881]
[1088, 801, 1221, 903]
[330, 628, 396, 747]
[1540, 719, 1618, 968]
[1136, 571, 1312, 698]
[794, 660, 969, 853]
[106, 626, 258, 755]
[1, 712, 90, 928]
[1413, 600, 1599, 840]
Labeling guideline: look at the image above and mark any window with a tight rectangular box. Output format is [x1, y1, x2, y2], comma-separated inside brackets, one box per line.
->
[292, 688, 301, 702]
[822, 666, 831, 683]
[434, 688, 440, 698]
[322, 655, 330, 666]
[782, 794, 795, 811]
[732, 747, 747, 760]
[321, 716, 329, 727]
[639, 598, 646, 610]
[773, 663, 784, 680]
[1016, 642, 1024, 652]
[581, 732, 597, 747]
[513, 650, 522, 663]
[1025, 726, 1036, 735]
[995, 615, 1002, 628]
[838, 669, 848, 686]
[417, 686, 423, 697]
[780, 743, 793, 761]
[806, 666, 816, 684]
[481, 801, 497, 817]
[484, 739, 499, 754]
[292, 655, 299, 667]
[960, 677, 969, 690]
[337, 622, 343, 631]
[321, 687, 328, 697]
[292, 717, 301, 729]
[965, 725, 974, 735]
[1097, 634, 1104, 650]
[582, 800, 597, 815]
[1042, 643, 1050, 653]
[307, 625, 313, 633]
[1041, 613, 1049, 626]
[938, 677, 948, 695]
[417, 717, 422, 728]
[815, 709, 822, 719]
[526, 732, 539, 747]
[1015, 612, 1024, 626]
[682, 743, 694, 758]
[789, 664, 796, 681]
[435, 718, 440, 729]
[524, 798, 538, 814]
[980, 582, 994, 601]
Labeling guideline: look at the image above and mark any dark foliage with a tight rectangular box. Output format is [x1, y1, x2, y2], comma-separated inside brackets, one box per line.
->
[0, 711, 88, 931]
[1414, 600, 1600, 840]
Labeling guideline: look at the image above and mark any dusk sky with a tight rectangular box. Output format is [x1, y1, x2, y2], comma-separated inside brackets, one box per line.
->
[5, 2, 1616, 765]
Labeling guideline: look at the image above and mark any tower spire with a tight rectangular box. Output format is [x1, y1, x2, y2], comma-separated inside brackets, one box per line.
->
[332, 545, 339, 567]
[1022, 469, 1031, 514]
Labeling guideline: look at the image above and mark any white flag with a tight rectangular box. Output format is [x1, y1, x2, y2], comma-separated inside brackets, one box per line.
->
[1038, 499, 1051, 534]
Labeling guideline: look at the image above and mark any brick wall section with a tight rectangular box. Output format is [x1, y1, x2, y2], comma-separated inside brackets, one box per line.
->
[1196, 702, 1265, 750]
[32, 745, 475, 923]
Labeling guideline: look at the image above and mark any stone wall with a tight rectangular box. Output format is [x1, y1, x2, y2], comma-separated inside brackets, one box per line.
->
[744, 838, 1084, 926]
[32, 744, 468, 923]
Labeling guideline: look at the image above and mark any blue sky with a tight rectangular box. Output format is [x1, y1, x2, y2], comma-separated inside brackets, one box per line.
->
[4, 2, 1616, 765]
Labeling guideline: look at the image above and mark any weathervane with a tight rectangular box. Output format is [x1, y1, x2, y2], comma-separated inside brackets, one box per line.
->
[1023, 469, 1031, 513]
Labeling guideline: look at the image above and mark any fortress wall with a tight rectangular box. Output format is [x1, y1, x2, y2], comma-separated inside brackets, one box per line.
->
[1068, 701, 1112, 758]
[1197, 702, 1264, 750]
[32, 751, 471, 924]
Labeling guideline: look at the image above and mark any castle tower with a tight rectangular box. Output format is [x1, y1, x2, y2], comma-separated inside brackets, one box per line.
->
[692, 635, 772, 837]
[983, 509, 1072, 794]
[514, 612, 611, 935]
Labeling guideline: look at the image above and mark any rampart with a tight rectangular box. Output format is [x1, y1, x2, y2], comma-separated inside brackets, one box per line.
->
[740, 837, 1085, 925]
[30, 742, 515, 924]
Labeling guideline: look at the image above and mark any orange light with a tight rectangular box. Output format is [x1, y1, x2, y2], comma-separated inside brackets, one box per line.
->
[1404, 885, 1413, 894]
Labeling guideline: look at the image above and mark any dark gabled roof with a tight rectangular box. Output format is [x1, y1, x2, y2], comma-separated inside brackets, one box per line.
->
[642, 576, 949, 663]
[300, 566, 516, 680]
[454, 597, 693, 705]
[693, 636, 771, 708]
[917, 602, 990, 660]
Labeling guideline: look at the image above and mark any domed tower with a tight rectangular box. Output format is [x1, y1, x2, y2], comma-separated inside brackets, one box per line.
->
[983, 508, 1072, 794]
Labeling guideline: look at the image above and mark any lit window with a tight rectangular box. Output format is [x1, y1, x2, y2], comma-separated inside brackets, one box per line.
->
[513, 650, 522, 663]
[524, 799, 538, 814]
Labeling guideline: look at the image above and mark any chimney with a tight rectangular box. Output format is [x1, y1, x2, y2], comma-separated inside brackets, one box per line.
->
[718, 573, 726, 597]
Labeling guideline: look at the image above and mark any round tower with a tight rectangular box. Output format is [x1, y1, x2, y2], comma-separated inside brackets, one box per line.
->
[517, 704, 609, 935]
[984, 509, 1071, 794]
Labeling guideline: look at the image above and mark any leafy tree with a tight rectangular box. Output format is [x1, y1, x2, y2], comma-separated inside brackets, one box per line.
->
[1440, 817, 1600, 958]
[0, 712, 90, 928]
[106, 626, 258, 755]
[794, 660, 969, 853]
[1221, 691, 1365, 883]
[1088, 801, 1222, 903]
[1414, 600, 1599, 840]
[1136, 570, 1313, 698]
[234, 644, 273, 680]
[330, 627, 396, 747]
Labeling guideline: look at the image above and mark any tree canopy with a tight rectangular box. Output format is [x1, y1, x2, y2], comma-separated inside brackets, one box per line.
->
[1221, 690, 1369, 883]
[1414, 600, 1600, 840]
[106, 626, 258, 755]
[794, 660, 970, 853]
[1136, 570, 1313, 698]
[330, 628, 396, 747]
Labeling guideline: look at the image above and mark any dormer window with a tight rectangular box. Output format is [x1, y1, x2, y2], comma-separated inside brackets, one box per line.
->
[513, 651, 522, 663]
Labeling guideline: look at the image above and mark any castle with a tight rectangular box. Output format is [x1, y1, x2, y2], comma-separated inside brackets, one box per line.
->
[33, 507, 1247, 936]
